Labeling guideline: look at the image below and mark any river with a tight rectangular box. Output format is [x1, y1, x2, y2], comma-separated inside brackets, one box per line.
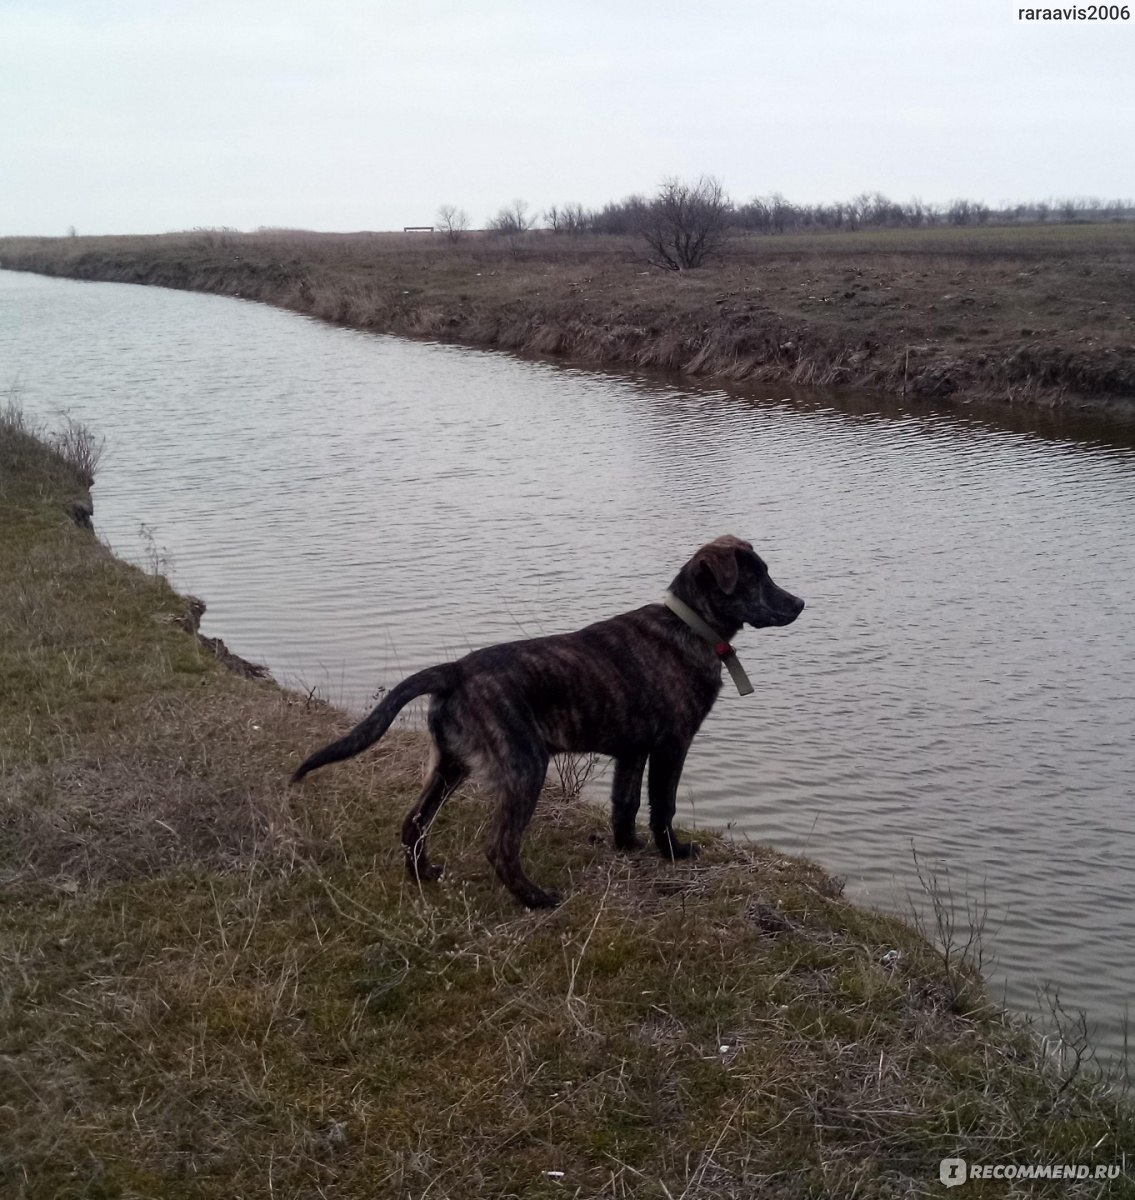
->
[2, 267, 1133, 1059]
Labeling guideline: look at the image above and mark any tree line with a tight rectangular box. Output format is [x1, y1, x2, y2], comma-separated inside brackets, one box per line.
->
[490, 190, 1135, 236]
[433, 180, 1135, 270]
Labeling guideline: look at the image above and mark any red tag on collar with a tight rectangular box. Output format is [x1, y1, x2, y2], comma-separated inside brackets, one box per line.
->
[714, 641, 733, 657]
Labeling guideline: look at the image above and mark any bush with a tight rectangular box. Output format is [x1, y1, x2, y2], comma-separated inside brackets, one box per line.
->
[640, 175, 730, 270]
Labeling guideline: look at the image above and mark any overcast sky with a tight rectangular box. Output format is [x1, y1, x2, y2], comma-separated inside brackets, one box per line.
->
[2, 0, 1132, 235]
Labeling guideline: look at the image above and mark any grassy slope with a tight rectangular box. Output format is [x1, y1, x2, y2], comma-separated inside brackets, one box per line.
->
[2, 223, 1135, 415]
[1, 420, 1133, 1198]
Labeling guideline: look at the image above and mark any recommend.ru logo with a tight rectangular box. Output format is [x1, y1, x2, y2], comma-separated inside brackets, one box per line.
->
[940, 1157, 967, 1187]
[939, 1157, 1122, 1185]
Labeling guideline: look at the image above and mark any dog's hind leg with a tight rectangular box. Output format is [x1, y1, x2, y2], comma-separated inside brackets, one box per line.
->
[484, 748, 558, 908]
[611, 754, 647, 852]
[648, 742, 700, 861]
[402, 744, 469, 884]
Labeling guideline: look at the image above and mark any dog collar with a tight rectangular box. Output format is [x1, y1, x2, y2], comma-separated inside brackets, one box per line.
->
[662, 592, 754, 696]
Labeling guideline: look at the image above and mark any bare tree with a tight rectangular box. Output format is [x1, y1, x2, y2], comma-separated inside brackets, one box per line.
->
[1060, 198, 1078, 222]
[735, 197, 771, 233]
[639, 175, 730, 271]
[436, 204, 469, 242]
[511, 198, 532, 232]
[947, 198, 990, 227]
[487, 198, 533, 236]
[591, 195, 648, 235]
[562, 202, 589, 235]
[767, 192, 796, 234]
[544, 202, 596, 235]
[847, 192, 873, 231]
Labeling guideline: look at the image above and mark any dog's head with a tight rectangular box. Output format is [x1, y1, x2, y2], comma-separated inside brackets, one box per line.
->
[671, 536, 804, 635]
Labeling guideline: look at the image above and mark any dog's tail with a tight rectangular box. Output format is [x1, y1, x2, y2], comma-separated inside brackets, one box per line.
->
[290, 663, 456, 784]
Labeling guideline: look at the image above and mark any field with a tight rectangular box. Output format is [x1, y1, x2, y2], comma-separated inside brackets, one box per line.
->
[2, 411, 1134, 1197]
[3, 222, 1135, 415]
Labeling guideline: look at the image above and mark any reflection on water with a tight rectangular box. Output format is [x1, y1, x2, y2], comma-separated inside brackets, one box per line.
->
[3, 268, 1134, 1057]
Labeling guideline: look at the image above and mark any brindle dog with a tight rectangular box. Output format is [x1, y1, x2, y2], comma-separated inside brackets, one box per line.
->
[291, 536, 804, 907]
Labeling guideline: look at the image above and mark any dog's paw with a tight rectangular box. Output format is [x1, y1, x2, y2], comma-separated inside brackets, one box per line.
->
[614, 833, 646, 853]
[664, 838, 700, 861]
[522, 887, 563, 910]
[409, 860, 444, 883]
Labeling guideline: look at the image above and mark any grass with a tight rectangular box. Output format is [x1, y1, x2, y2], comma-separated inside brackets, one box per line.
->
[2, 415, 1134, 1197]
[2, 223, 1135, 415]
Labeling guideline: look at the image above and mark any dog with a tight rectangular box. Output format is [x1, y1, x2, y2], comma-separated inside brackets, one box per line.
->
[291, 536, 804, 908]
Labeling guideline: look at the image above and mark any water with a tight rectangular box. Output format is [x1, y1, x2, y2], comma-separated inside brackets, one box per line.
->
[3, 268, 1133, 1058]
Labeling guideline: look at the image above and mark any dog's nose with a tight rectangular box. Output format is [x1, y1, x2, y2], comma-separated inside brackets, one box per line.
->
[794, 596, 805, 614]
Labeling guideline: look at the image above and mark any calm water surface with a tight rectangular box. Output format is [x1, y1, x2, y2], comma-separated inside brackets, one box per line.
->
[3, 269, 1133, 1056]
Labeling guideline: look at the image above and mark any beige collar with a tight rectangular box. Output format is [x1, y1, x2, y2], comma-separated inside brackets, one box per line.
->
[662, 591, 754, 696]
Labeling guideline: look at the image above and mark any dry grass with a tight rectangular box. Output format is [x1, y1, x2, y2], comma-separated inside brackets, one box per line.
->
[2, 223, 1135, 414]
[1, 396, 98, 494]
[2, 424, 1133, 1198]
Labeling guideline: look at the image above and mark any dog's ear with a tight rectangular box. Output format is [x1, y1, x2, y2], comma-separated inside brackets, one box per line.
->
[696, 541, 741, 594]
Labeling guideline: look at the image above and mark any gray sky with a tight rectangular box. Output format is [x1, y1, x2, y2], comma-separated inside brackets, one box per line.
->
[2, 0, 1132, 235]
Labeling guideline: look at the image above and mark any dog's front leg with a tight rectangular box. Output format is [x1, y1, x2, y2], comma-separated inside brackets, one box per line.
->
[648, 742, 699, 861]
[611, 754, 647, 851]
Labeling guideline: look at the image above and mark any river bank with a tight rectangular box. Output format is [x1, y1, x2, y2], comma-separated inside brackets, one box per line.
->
[1, 411, 1132, 1198]
[2, 223, 1135, 417]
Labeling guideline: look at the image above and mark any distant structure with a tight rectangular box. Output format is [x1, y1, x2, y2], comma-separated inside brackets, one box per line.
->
[403, 225, 434, 233]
